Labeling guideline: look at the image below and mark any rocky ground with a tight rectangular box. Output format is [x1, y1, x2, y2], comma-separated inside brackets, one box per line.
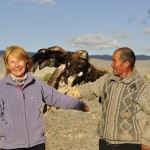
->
[43, 97, 102, 150]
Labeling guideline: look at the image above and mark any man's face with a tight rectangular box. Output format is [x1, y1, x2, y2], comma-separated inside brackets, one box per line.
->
[111, 51, 127, 78]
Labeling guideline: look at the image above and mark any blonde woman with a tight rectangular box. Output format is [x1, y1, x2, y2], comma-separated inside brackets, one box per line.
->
[0, 45, 89, 150]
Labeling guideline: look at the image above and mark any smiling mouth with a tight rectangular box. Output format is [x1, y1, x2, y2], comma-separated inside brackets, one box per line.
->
[14, 69, 21, 71]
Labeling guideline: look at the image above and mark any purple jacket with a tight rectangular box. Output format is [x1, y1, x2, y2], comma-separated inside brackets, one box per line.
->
[0, 73, 84, 149]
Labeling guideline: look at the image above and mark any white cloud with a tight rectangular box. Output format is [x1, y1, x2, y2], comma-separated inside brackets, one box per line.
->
[142, 28, 150, 34]
[113, 33, 134, 41]
[29, 0, 55, 4]
[69, 33, 122, 50]
[143, 46, 150, 52]
[12, 0, 55, 4]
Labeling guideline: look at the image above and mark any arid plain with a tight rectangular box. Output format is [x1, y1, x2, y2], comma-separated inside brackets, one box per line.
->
[0, 57, 150, 150]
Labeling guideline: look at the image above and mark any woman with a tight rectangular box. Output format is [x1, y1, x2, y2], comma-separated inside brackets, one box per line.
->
[0, 45, 89, 150]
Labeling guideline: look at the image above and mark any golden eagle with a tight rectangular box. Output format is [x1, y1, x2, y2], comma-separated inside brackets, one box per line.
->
[31, 46, 110, 90]
[31, 46, 111, 113]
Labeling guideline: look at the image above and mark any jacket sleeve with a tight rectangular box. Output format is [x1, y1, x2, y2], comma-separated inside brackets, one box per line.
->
[136, 84, 150, 146]
[40, 80, 85, 110]
[79, 74, 108, 100]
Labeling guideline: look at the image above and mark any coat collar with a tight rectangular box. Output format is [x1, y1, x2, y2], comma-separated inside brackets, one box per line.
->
[5, 72, 35, 88]
[109, 68, 138, 84]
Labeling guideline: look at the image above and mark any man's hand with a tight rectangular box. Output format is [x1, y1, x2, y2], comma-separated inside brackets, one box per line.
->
[142, 144, 150, 150]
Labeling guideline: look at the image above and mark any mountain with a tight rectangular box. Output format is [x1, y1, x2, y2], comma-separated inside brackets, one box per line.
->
[90, 55, 111, 60]
[0, 50, 35, 58]
[90, 54, 150, 60]
[0, 50, 150, 60]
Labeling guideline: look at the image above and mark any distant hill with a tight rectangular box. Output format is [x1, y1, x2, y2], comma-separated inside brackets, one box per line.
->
[0, 50, 150, 60]
[90, 54, 150, 60]
[0, 50, 35, 58]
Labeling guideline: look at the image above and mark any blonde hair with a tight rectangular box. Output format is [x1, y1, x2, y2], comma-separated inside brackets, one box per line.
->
[3, 45, 33, 75]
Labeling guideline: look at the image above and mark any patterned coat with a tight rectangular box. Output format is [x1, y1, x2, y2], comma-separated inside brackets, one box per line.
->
[79, 69, 150, 146]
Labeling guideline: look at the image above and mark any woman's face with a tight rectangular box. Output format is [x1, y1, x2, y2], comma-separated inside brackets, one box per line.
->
[7, 55, 26, 77]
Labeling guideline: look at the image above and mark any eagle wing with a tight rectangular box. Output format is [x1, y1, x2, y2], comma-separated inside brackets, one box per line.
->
[31, 46, 68, 72]
[80, 64, 111, 84]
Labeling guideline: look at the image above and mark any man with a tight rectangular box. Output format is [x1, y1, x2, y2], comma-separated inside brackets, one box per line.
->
[67, 47, 150, 150]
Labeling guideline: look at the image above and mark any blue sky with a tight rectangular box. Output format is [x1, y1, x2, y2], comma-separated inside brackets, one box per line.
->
[0, 0, 150, 55]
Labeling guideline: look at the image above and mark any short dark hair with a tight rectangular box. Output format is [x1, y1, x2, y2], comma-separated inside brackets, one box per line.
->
[114, 47, 136, 68]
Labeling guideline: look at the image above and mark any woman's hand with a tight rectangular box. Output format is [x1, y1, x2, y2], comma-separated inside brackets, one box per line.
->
[82, 103, 90, 112]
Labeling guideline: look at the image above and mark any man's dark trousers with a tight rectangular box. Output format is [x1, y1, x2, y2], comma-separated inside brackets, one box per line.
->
[99, 139, 141, 150]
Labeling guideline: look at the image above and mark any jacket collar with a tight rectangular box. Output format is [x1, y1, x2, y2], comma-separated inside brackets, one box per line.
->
[5, 72, 35, 88]
[110, 68, 138, 84]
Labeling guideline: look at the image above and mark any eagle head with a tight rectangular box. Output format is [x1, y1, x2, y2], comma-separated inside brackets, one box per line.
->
[75, 50, 89, 60]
